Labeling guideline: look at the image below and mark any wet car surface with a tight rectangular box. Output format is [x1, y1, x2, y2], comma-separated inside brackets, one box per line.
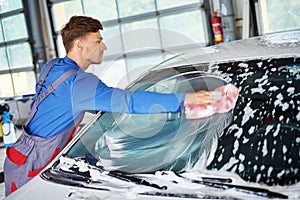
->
[5, 30, 300, 199]
[207, 57, 300, 186]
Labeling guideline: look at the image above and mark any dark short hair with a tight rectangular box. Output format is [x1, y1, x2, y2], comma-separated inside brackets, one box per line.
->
[60, 16, 103, 53]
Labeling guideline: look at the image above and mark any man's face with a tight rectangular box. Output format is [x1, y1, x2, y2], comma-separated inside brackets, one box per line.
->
[82, 31, 107, 65]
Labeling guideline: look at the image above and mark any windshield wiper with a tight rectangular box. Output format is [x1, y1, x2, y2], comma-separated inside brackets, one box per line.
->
[85, 154, 287, 198]
[108, 171, 167, 190]
[176, 173, 288, 199]
[41, 167, 110, 192]
[106, 171, 240, 199]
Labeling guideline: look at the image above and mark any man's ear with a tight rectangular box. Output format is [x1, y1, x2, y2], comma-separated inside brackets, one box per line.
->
[74, 39, 83, 50]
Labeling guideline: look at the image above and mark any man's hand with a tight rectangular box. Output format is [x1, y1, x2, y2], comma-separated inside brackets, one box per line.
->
[184, 90, 221, 106]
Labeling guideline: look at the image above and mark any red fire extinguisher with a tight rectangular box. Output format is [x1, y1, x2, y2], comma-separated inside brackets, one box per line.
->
[211, 11, 223, 44]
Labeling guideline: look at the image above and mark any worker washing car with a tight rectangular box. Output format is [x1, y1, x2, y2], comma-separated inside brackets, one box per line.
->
[3, 15, 236, 197]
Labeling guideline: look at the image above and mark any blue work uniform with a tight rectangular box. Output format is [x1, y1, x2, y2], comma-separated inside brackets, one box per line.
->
[28, 56, 185, 138]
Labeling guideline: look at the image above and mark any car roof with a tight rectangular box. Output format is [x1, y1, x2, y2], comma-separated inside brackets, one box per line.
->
[152, 29, 300, 70]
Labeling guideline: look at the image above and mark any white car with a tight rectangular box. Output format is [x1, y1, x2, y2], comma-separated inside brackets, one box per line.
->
[6, 29, 300, 199]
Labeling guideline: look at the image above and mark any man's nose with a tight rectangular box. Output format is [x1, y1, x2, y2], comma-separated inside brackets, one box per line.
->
[102, 42, 107, 50]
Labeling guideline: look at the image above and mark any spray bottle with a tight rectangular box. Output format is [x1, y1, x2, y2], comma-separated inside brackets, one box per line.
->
[2, 111, 17, 147]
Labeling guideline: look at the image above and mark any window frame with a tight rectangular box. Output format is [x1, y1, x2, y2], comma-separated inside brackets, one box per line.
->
[0, 2, 35, 99]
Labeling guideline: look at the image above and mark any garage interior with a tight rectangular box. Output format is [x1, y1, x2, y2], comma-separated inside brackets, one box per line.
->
[0, 0, 299, 198]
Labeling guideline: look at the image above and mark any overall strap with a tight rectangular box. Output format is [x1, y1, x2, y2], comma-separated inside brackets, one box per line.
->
[24, 60, 78, 127]
[34, 58, 59, 100]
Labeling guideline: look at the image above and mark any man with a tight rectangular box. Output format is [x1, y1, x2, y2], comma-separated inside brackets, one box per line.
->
[4, 16, 214, 196]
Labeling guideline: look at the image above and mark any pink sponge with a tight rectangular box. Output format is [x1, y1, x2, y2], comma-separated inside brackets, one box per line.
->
[185, 83, 239, 119]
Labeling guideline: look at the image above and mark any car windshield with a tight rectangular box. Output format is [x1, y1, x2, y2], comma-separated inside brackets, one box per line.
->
[66, 67, 233, 173]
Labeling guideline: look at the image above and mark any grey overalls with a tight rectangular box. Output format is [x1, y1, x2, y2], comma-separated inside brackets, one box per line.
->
[4, 59, 80, 196]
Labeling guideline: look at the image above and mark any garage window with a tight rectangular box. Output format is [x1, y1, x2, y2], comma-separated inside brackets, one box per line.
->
[0, 0, 34, 98]
[258, 0, 300, 34]
[49, 0, 209, 87]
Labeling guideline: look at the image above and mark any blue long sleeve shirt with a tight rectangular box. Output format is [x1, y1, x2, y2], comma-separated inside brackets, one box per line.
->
[27, 57, 185, 138]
